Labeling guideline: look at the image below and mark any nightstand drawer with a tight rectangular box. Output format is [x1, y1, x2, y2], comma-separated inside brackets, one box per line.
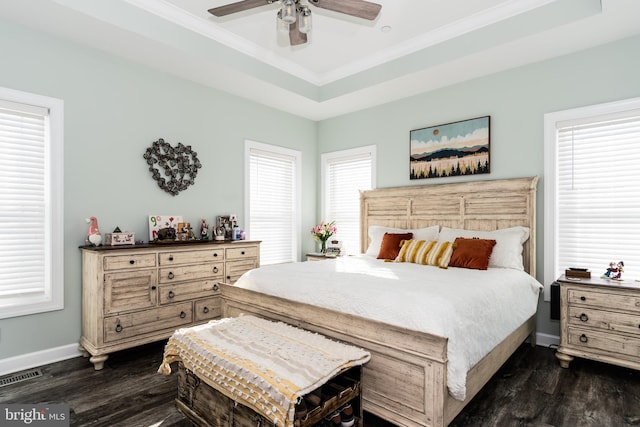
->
[567, 326, 640, 359]
[568, 288, 640, 314]
[568, 306, 640, 337]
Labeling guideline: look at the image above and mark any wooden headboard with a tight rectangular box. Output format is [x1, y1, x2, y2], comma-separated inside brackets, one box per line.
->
[360, 176, 539, 275]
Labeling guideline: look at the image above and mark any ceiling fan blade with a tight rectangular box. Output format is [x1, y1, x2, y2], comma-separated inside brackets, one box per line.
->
[208, 0, 271, 17]
[289, 16, 308, 46]
[309, 0, 381, 20]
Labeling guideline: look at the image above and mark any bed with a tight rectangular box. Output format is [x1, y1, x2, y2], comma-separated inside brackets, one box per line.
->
[220, 176, 541, 427]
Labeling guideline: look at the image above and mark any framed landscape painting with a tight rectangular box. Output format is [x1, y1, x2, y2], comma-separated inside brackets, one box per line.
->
[410, 116, 490, 180]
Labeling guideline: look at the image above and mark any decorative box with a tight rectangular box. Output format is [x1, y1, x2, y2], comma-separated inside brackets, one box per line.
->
[565, 268, 591, 279]
[106, 232, 135, 246]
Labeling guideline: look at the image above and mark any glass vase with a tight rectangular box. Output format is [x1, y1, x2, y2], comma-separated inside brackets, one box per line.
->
[320, 240, 327, 253]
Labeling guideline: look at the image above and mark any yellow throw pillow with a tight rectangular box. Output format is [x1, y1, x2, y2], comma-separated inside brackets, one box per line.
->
[395, 239, 454, 268]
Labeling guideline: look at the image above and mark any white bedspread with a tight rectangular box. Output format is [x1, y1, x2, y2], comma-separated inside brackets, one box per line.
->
[234, 256, 542, 401]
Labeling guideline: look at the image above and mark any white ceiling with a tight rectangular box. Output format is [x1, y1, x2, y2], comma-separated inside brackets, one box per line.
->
[1, 0, 639, 120]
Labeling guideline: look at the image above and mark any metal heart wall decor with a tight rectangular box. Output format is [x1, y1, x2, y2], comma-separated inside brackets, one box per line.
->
[143, 138, 202, 196]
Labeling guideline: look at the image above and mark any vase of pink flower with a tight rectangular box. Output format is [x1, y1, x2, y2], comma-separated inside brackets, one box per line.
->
[311, 221, 337, 253]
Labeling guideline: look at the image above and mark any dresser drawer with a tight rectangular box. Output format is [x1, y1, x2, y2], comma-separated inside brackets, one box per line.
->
[103, 302, 193, 343]
[567, 326, 640, 359]
[225, 259, 257, 283]
[568, 288, 640, 313]
[159, 249, 224, 265]
[158, 262, 224, 283]
[104, 270, 157, 315]
[103, 253, 156, 271]
[159, 280, 220, 304]
[194, 297, 221, 321]
[568, 306, 640, 337]
[226, 246, 258, 260]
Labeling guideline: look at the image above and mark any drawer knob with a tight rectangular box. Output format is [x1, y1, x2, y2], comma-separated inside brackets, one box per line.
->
[115, 324, 123, 333]
[168, 290, 175, 299]
[168, 272, 174, 280]
[213, 266, 219, 273]
[129, 260, 135, 265]
[226, 275, 231, 280]
[213, 283, 219, 291]
[203, 306, 209, 314]
[213, 253, 218, 257]
[241, 251, 245, 255]
[580, 296, 586, 301]
[180, 311, 187, 319]
[579, 334, 588, 343]
[151, 285, 156, 290]
[579, 313, 589, 322]
[169, 255, 174, 261]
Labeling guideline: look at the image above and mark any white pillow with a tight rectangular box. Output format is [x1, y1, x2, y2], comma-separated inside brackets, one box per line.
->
[365, 225, 440, 257]
[438, 226, 530, 270]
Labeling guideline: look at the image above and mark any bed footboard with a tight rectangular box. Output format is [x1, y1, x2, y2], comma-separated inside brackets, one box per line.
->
[221, 284, 449, 427]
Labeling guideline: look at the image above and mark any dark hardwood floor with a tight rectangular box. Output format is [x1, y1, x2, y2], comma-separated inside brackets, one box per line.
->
[1, 341, 639, 426]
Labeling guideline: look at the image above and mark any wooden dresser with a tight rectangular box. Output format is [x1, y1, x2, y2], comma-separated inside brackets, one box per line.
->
[556, 275, 640, 371]
[79, 240, 260, 370]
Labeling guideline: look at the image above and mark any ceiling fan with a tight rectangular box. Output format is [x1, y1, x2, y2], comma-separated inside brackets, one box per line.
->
[208, 0, 382, 46]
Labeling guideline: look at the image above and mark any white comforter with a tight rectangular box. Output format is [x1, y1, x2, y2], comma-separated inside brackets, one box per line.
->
[234, 256, 542, 401]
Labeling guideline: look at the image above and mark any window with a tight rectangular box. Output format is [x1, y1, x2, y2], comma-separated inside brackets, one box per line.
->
[245, 140, 301, 265]
[544, 97, 640, 299]
[322, 145, 376, 255]
[0, 87, 64, 319]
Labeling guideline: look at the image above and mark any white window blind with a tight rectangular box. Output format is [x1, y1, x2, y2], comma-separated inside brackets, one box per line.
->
[545, 99, 640, 298]
[322, 146, 375, 255]
[246, 142, 300, 265]
[0, 88, 64, 319]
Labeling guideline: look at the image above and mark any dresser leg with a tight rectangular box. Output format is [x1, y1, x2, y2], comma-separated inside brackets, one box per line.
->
[78, 344, 90, 358]
[555, 350, 573, 368]
[90, 354, 109, 370]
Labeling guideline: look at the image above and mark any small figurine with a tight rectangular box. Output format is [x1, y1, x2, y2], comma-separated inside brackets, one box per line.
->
[85, 216, 102, 246]
[602, 261, 617, 278]
[602, 261, 624, 280]
[200, 219, 209, 240]
[612, 261, 624, 280]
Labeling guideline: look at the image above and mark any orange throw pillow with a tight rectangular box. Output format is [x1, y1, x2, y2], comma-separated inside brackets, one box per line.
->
[377, 232, 413, 260]
[449, 237, 497, 270]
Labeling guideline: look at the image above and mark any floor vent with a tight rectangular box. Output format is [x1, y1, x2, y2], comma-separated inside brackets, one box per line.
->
[0, 369, 43, 388]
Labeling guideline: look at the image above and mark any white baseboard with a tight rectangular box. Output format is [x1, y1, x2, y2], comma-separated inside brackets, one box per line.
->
[535, 332, 560, 348]
[0, 344, 82, 376]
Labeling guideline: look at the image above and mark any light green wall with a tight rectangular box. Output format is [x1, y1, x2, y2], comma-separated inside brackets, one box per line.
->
[317, 35, 640, 336]
[1, 14, 639, 360]
[0, 19, 317, 359]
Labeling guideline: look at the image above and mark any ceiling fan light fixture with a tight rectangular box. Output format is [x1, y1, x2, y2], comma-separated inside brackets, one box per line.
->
[298, 6, 312, 34]
[280, 0, 297, 24]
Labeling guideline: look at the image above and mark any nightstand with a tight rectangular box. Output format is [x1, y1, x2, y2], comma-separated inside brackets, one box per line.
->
[306, 252, 331, 261]
[555, 274, 640, 371]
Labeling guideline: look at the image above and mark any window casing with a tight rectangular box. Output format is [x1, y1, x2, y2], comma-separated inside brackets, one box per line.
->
[245, 140, 301, 265]
[321, 145, 376, 255]
[0, 87, 64, 319]
[544, 97, 640, 300]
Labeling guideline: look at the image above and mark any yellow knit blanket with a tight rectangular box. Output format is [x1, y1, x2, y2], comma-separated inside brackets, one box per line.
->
[158, 315, 370, 427]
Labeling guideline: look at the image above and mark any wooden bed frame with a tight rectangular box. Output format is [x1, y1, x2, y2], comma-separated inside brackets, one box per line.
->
[220, 176, 539, 427]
